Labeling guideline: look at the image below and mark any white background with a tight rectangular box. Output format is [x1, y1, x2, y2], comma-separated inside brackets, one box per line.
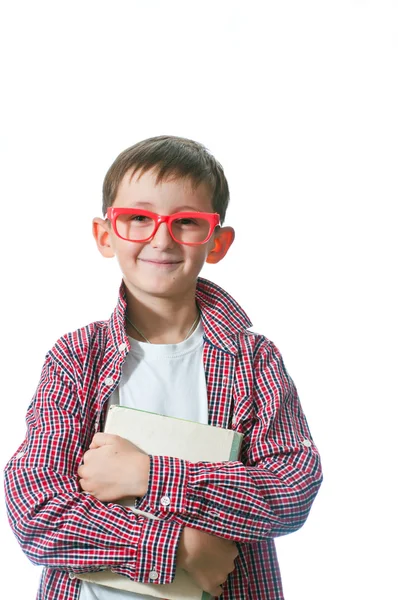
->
[1, 1, 397, 598]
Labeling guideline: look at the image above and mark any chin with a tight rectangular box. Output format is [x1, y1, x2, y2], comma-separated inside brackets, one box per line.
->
[128, 274, 197, 299]
[127, 276, 178, 297]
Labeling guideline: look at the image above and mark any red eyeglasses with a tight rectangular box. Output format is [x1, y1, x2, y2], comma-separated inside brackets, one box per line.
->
[107, 207, 220, 246]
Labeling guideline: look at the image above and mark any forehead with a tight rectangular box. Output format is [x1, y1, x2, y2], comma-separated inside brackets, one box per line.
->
[114, 168, 214, 212]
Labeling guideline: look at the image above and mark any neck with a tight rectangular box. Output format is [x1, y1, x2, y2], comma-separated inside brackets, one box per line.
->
[124, 284, 200, 345]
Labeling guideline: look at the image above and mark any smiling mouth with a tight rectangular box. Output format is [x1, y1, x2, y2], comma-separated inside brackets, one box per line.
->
[138, 258, 183, 265]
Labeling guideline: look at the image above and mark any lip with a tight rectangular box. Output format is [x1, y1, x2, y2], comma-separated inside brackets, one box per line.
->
[138, 258, 183, 264]
[138, 258, 183, 270]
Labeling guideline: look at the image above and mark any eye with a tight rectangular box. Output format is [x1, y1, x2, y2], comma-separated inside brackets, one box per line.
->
[174, 218, 199, 226]
[130, 214, 151, 223]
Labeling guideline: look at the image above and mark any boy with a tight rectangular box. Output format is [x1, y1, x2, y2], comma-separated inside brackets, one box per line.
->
[4, 135, 322, 600]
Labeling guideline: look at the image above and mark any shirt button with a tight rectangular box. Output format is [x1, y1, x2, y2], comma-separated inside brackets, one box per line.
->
[16, 451, 25, 459]
[149, 570, 159, 581]
[231, 416, 238, 427]
[160, 496, 171, 507]
[118, 343, 127, 352]
[105, 377, 114, 387]
[209, 510, 220, 519]
[69, 573, 76, 579]
[302, 439, 312, 447]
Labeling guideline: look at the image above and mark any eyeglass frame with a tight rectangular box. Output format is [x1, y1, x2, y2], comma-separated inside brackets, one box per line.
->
[106, 207, 221, 246]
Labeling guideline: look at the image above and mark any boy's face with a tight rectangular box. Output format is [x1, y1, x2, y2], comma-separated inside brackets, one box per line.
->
[93, 168, 234, 302]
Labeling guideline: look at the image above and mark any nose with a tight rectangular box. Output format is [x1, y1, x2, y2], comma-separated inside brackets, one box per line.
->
[150, 222, 175, 250]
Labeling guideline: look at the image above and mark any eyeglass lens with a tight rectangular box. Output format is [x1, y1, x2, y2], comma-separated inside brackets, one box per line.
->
[115, 213, 211, 243]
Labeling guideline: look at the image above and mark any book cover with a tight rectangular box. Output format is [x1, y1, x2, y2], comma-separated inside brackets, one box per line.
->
[77, 406, 243, 600]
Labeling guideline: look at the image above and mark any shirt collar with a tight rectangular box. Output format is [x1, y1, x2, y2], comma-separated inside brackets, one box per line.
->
[108, 277, 252, 356]
[195, 277, 252, 354]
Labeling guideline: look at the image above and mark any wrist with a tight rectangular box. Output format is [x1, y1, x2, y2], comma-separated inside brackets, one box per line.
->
[176, 527, 189, 569]
[136, 453, 150, 497]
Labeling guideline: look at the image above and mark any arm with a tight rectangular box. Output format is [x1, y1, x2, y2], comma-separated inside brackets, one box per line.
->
[77, 429, 240, 595]
[3, 353, 182, 585]
[136, 340, 322, 542]
[177, 526, 238, 598]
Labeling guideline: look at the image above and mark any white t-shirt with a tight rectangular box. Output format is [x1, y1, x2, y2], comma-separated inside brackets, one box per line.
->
[79, 321, 208, 600]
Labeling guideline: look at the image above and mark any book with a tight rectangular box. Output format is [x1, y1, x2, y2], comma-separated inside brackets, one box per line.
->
[77, 405, 243, 600]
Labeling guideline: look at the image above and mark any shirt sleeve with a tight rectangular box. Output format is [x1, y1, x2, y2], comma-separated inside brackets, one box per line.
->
[136, 340, 323, 543]
[3, 353, 182, 585]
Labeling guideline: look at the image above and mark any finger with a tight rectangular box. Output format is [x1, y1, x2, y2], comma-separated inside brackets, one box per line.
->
[79, 477, 88, 491]
[212, 585, 224, 597]
[89, 432, 117, 449]
[81, 449, 94, 465]
[89, 432, 105, 449]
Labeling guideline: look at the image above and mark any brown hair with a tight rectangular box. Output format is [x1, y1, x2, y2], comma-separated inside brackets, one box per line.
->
[102, 135, 230, 224]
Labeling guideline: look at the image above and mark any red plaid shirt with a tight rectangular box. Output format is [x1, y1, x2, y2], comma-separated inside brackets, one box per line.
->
[4, 278, 322, 600]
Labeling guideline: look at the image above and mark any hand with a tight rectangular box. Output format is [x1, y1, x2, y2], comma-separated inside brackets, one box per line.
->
[78, 433, 150, 502]
[176, 527, 238, 597]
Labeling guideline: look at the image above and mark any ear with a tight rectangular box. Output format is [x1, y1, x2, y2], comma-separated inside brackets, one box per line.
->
[206, 226, 235, 264]
[92, 217, 115, 258]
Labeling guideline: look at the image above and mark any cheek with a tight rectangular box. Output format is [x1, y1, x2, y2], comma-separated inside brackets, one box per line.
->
[113, 248, 142, 277]
[185, 248, 209, 269]
[114, 241, 143, 262]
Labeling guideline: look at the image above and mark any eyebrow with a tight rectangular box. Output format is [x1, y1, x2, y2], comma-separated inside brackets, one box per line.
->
[130, 201, 204, 212]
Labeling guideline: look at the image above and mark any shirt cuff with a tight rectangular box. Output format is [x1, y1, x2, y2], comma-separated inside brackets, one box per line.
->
[136, 455, 189, 515]
[123, 516, 183, 584]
